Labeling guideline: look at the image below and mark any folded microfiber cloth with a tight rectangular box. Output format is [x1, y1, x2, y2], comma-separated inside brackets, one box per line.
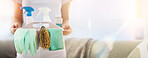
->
[47, 29, 64, 51]
[14, 28, 37, 56]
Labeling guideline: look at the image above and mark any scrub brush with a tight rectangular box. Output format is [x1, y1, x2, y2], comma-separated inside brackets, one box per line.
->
[39, 26, 51, 49]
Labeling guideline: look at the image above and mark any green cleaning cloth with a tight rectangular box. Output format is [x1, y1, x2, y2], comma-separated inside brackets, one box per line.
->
[47, 29, 64, 51]
[14, 28, 37, 56]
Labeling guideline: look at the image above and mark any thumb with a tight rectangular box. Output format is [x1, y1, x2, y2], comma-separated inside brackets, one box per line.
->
[10, 23, 19, 34]
[14, 23, 19, 28]
[11, 23, 19, 28]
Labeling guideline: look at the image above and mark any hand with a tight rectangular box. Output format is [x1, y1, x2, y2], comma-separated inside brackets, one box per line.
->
[62, 22, 72, 36]
[10, 21, 22, 34]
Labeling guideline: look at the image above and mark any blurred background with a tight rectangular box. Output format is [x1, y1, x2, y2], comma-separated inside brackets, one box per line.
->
[0, 0, 145, 40]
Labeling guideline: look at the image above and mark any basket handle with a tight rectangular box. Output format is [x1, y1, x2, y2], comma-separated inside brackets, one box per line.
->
[22, 21, 61, 28]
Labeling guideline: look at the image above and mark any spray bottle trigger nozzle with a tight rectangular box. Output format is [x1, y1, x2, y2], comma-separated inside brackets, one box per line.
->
[21, 6, 34, 16]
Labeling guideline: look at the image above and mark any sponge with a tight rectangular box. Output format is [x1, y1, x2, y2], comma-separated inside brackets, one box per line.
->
[39, 26, 51, 49]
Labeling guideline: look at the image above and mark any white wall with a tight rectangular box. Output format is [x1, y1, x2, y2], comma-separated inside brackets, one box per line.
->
[68, 0, 144, 40]
[0, 0, 13, 40]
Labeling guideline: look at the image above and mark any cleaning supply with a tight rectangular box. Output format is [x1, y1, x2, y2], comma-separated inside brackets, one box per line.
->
[55, 16, 63, 27]
[39, 26, 51, 49]
[21, 6, 34, 24]
[37, 7, 51, 22]
[24, 29, 37, 56]
[14, 28, 37, 56]
[14, 21, 64, 56]
[47, 28, 64, 51]
[14, 28, 28, 54]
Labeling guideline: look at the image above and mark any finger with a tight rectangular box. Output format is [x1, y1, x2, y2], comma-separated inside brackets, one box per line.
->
[63, 31, 68, 35]
[11, 25, 16, 28]
[64, 26, 72, 32]
[13, 28, 17, 33]
[64, 25, 71, 29]
[63, 30, 72, 35]
[64, 28, 72, 32]
[10, 30, 14, 35]
[12, 23, 19, 27]
[10, 24, 19, 34]
[63, 28, 72, 35]
[10, 28, 17, 34]
[14, 23, 19, 28]
[11, 23, 18, 28]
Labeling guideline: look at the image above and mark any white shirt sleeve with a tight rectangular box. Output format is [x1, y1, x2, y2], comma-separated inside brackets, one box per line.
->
[61, 0, 72, 5]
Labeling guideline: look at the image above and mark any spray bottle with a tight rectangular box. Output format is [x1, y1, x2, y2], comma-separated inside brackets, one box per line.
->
[37, 7, 51, 22]
[21, 6, 34, 25]
[55, 15, 63, 27]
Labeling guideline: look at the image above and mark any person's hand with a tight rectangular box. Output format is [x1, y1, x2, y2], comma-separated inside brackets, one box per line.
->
[10, 20, 22, 34]
[62, 22, 72, 36]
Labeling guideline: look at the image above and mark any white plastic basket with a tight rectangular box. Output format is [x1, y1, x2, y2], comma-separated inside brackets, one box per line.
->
[17, 22, 66, 58]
